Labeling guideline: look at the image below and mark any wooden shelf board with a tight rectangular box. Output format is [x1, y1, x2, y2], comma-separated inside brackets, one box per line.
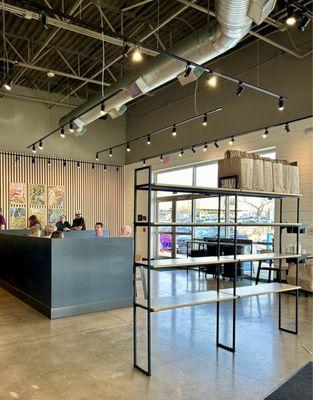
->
[140, 253, 302, 269]
[220, 283, 301, 298]
[136, 290, 236, 312]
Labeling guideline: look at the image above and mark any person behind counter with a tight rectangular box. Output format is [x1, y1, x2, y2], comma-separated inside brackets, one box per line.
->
[71, 210, 86, 230]
[120, 225, 132, 237]
[95, 222, 105, 237]
[56, 215, 71, 231]
[0, 208, 7, 230]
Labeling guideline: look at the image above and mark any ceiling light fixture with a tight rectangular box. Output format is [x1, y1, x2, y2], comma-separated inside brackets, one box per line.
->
[60, 126, 65, 138]
[104, 165, 107, 171]
[179, 149, 184, 157]
[207, 71, 217, 88]
[48, 158, 51, 166]
[229, 136, 234, 146]
[285, 122, 290, 133]
[214, 140, 219, 148]
[63, 160, 66, 167]
[236, 81, 245, 96]
[32, 156, 35, 165]
[109, 149, 112, 157]
[32, 144, 36, 154]
[122, 43, 130, 58]
[126, 143, 131, 152]
[4, 77, 13, 91]
[96, 153, 99, 161]
[132, 46, 142, 62]
[69, 122, 74, 133]
[278, 96, 285, 111]
[203, 143, 208, 151]
[286, 4, 296, 26]
[191, 146, 196, 153]
[160, 154, 163, 162]
[100, 102, 105, 116]
[92, 163, 95, 169]
[202, 113, 208, 126]
[184, 63, 192, 78]
[143, 159, 146, 165]
[298, 14, 310, 31]
[262, 127, 269, 139]
[172, 124, 177, 136]
[47, 71, 55, 78]
[146, 134, 151, 145]
[38, 140, 43, 150]
[77, 161, 80, 169]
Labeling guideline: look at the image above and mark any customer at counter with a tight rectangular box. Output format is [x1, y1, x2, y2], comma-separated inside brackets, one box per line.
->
[71, 211, 86, 230]
[29, 226, 42, 238]
[51, 231, 64, 239]
[44, 224, 56, 238]
[0, 208, 6, 230]
[29, 215, 41, 229]
[120, 225, 132, 237]
[56, 215, 71, 231]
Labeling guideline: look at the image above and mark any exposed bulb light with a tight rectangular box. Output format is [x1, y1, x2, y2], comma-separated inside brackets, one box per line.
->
[60, 126, 65, 138]
[262, 127, 269, 139]
[172, 124, 177, 136]
[96, 153, 99, 161]
[160, 154, 163, 162]
[104, 165, 107, 172]
[38, 140, 43, 150]
[191, 146, 196, 154]
[229, 136, 234, 146]
[146, 134, 151, 145]
[278, 96, 285, 111]
[132, 46, 142, 62]
[207, 71, 217, 88]
[184, 63, 192, 78]
[126, 142, 131, 152]
[179, 149, 184, 157]
[203, 143, 208, 151]
[48, 158, 51, 166]
[32, 144, 36, 154]
[109, 149, 112, 157]
[298, 14, 310, 31]
[286, 5, 296, 26]
[214, 140, 219, 149]
[69, 121, 74, 133]
[4, 77, 13, 91]
[236, 81, 245, 96]
[92, 163, 95, 170]
[202, 113, 208, 126]
[77, 161, 80, 169]
[285, 122, 290, 133]
[100, 102, 105, 116]
[47, 71, 55, 78]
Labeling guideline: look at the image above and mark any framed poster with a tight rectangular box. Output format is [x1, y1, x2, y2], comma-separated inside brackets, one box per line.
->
[48, 186, 65, 207]
[9, 183, 26, 205]
[48, 209, 64, 224]
[28, 184, 46, 206]
[9, 207, 27, 229]
[28, 207, 46, 226]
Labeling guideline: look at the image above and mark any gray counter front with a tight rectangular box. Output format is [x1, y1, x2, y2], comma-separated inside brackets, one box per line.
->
[0, 233, 133, 319]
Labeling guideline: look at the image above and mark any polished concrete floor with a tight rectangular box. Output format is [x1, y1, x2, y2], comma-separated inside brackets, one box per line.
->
[0, 270, 312, 400]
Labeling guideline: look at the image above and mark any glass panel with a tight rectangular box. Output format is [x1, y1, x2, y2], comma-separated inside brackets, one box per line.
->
[156, 167, 193, 197]
[176, 234, 192, 257]
[195, 163, 218, 187]
[194, 197, 226, 239]
[156, 201, 172, 232]
[176, 200, 192, 233]
[157, 233, 172, 257]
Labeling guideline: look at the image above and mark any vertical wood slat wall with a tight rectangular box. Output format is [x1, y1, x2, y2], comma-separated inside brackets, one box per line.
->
[0, 152, 124, 236]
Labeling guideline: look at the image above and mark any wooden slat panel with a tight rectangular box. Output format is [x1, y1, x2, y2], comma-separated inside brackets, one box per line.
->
[0, 152, 124, 235]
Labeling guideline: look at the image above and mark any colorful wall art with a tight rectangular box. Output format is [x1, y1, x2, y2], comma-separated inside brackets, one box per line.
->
[9, 207, 27, 229]
[9, 183, 26, 205]
[48, 186, 65, 207]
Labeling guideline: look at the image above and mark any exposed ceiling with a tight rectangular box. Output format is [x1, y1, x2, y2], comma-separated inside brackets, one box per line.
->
[0, 0, 312, 109]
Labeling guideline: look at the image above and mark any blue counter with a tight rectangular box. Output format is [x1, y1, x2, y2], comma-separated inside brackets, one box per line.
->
[0, 232, 133, 319]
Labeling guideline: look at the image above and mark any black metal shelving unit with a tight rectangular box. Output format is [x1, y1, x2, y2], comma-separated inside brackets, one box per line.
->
[133, 166, 301, 376]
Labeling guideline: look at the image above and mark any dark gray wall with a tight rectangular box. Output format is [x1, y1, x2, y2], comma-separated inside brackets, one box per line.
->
[126, 28, 312, 163]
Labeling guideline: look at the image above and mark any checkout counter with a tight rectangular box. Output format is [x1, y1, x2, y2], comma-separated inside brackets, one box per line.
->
[0, 230, 133, 319]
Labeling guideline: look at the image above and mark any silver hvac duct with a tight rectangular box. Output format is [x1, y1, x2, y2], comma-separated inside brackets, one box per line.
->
[60, 0, 276, 130]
